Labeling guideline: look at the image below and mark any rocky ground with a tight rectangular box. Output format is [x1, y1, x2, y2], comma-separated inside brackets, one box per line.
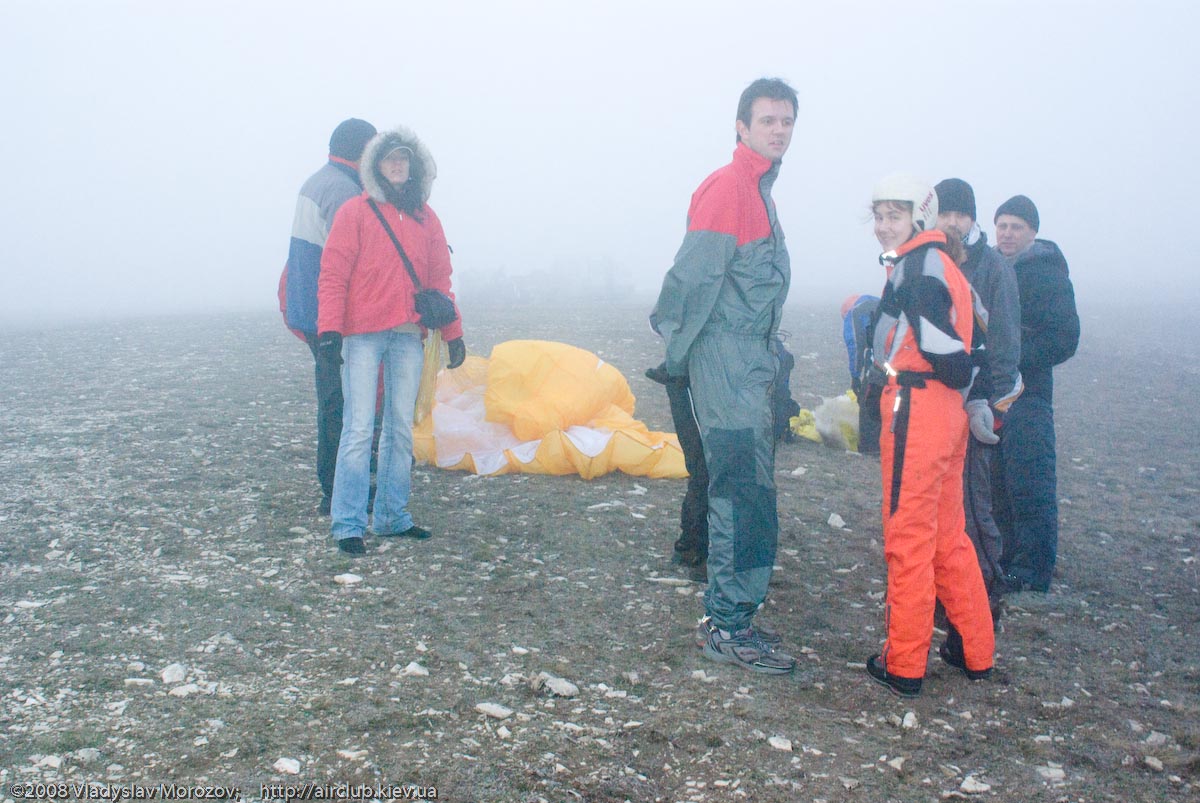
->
[1, 301, 1197, 803]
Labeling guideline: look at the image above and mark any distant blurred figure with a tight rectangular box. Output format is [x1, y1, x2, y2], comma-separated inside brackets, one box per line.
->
[280, 118, 377, 515]
[317, 127, 465, 556]
[935, 178, 1023, 622]
[991, 196, 1079, 593]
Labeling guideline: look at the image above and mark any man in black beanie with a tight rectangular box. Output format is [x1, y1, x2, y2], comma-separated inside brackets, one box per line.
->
[935, 179, 1023, 627]
[991, 195, 1080, 593]
[279, 118, 377, 514]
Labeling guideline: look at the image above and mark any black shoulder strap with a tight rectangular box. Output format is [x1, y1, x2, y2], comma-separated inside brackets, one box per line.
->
[366, 198, 423, 290]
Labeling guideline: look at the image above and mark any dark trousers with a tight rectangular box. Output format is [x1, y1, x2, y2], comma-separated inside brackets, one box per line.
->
[305, 334, 344, 502]
[857, 381, 882, 455]
[963, 436, 1005, 596]
[666, 380, 709, 561]
[994, 394, 1058, 591]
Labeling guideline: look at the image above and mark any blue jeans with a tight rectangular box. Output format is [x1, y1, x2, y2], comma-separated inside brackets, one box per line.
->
[331, 331, 424, 540]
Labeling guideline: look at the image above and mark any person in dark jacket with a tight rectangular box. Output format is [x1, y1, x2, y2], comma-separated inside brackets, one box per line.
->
[652, 78, 798, 675]
[991, 195, 1080, 592]
[935, 179, 1023, 617]
[281, 118, 377, 515]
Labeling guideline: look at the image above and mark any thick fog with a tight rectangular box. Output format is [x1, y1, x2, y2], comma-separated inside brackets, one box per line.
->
[2, 0, 1195, 327]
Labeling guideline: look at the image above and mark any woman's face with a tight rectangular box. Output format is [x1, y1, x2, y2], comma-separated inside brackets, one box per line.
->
[874, 201, 915, 252]
[380, 148, 411, 186]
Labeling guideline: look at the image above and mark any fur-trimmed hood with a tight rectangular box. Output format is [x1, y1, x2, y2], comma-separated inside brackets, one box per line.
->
[359, 125, 437, 205]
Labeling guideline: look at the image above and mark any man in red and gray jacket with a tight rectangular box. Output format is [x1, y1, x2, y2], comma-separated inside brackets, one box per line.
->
[652, 78, 797, 675]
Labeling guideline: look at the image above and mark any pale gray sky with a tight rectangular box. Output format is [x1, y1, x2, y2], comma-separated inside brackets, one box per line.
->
[2, 0, 1195, 325]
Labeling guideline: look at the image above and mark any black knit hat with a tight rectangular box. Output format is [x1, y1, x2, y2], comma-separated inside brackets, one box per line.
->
[935, 178, 976, 220]
[329, 118, 377, 161]
[994, 194, 1039, 231]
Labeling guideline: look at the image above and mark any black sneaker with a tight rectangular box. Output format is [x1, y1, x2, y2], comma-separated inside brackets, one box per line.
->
[337, 536, 366, 555]
[866, 654, 922, 698]
[376, 525, 432, 540]
[937, 640, 992, 681]
[1001, 573, 1035, 594]
[671, 548, 704, 567]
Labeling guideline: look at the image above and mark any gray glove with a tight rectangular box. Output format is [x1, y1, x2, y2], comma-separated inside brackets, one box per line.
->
[966, 399, 999, 444]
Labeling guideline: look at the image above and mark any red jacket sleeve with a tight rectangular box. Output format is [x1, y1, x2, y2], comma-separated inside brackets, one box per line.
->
[316, 199, 362, 335]
[422, 208, 464, 341]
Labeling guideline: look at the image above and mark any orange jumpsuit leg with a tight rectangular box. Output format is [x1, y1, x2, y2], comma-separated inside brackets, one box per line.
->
[879, 383, 993, 678]
[932, 414, 996, 673]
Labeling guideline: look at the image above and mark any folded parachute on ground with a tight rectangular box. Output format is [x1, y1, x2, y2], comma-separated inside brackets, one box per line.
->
[790, 390, 861, 452]
[413, 340, 686, 479]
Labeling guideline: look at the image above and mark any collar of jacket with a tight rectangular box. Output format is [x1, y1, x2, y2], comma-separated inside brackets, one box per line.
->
[732, 141, 779, 181]
[327, 157, 363, 186]
[895, 228, 947, 258]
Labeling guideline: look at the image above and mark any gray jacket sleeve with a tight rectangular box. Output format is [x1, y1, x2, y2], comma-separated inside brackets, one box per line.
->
[981, 250, 1024, 410]
[653, 228, 735, 376]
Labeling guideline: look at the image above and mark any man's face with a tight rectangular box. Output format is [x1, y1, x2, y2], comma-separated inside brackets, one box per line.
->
[937, 211, 974, 241]
[736, 97, 796, 162]
[995, 214, 1037, 257]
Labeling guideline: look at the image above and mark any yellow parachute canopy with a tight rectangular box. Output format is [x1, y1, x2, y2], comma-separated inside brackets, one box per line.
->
[413, 340, 686, 479]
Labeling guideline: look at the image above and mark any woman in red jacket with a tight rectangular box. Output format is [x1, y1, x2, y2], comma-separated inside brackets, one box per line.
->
[864, 175, 994, 697]
[316, 127, 465, 555]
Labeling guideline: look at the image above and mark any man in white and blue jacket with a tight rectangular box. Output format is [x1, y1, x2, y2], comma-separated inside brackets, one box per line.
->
[281, 118, 376, 514]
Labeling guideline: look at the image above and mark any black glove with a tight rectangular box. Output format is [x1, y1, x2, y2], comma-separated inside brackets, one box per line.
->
[447, 337, 466, 369]
[317, 332, 343, 366]
[645, 362, 688, 388]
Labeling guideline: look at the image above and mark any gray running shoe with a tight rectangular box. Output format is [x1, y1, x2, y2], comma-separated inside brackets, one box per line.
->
[702, 626, 796, 675]
[695, 616, 782, 649]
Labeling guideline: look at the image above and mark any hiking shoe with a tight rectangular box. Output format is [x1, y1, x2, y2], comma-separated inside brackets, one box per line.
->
[376, 525, 432, 540]
[702, 626, 795, 675]
[695, 616, 784, 649]
[752, 617, 784, 647]
[337, 536, 366, 556]
[866, 654, 922, 698]
[937, 640, 993, 681]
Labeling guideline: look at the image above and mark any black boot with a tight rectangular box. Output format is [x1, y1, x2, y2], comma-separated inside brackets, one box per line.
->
[866, 654, 922, 697]
[938, 625, 992, 681]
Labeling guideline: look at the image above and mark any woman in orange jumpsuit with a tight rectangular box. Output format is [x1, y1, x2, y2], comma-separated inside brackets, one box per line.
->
[864, 175, 995, 697]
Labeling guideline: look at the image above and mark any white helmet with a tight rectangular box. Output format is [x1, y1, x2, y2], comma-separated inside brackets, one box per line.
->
[871, 174, 938, 233]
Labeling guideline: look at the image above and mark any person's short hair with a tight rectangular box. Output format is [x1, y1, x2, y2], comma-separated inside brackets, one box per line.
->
[735, 78, 799, 132]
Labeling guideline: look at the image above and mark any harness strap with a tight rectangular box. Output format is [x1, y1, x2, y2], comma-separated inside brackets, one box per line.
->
[888, 385, 913, 516]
